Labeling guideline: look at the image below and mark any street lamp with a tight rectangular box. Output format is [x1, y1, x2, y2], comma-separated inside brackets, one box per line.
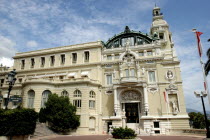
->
[5, 69, 17, 110]
[194, 91, 210, 138]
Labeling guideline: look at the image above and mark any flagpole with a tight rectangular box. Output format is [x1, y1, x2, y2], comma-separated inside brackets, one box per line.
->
[193, 29, 210, 104]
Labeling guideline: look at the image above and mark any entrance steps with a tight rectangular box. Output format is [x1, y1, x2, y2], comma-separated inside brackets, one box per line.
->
[139, 129, 150, 136]
[126, 123, 150, 136]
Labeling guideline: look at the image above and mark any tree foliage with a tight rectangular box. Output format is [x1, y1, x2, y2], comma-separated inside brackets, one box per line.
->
[0, 108, 38, 136]
[40, 94, 80, 132]
[189, 112, 206, 129]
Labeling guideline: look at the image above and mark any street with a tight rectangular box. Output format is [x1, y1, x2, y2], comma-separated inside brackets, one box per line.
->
[48, 135, 205, 140]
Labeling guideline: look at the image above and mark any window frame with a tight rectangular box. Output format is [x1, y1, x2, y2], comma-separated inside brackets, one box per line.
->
[30, 58, 35, 68]
[84, 51, 90, 62]
[50, 55, 55, 66]
[106, 74, 113, 85]
[74, 90, 82, 97]
[148, 71, 156, 83]
[73, 99, 81, 108]
[72, 53, 77, 63]
[60, 54, 65, 65]
[40, 57, 45, 67]
[27, 90, 35, 109]
[21, 59, 25, 69]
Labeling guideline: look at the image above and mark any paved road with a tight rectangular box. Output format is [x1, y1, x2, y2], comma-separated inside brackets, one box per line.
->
[49, 135, 205, 140]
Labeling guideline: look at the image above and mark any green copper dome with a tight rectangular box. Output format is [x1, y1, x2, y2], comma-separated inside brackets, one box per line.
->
[105, 26, 154, 49]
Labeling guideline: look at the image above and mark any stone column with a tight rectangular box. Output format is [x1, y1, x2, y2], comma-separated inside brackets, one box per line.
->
[119, 63, 123, 78]
[143, 85, 149, 115]
[114, 88, 118, 116]
[136, 61, 140, 78]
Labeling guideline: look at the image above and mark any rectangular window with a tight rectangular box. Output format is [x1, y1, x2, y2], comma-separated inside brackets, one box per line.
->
[125, 69, 129, 77]
[114, 40, 119, 48]
[106, 75, 112, 85]
[148, 71, 156, 82]
[50, 56, 55, 66]
[159, 33, 164, 40]
[60, 54, 65, 65]
[115, 54, 120, 59]
[31, 58, 35, 68]
[89, 100, 95, 109]
[147, 51, 152, 56]
[137, 38, 143, 45]
[122, 37, 134, 46]
[21, 60, 25, 69]
[41, 57, 45, 67]
[107, 55, 112, 60]
[72, 53, 77, 63]
[130, 69, 135, 77]
[73, 100, 81, 108]
[84, 51, 89, 62]
[154, 122, 160, 128]
[139, 52, 144, 56]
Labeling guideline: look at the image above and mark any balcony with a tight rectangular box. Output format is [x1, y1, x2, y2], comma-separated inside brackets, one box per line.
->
[120, 76, 138, 84]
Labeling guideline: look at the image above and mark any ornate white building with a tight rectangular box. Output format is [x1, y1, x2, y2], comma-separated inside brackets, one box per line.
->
[0, 7, 189, 135]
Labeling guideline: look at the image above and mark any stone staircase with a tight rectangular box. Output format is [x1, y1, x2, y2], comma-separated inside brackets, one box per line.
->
[139, 128, 150, 136]
[31, 123, 57, 139]
[126, 123, 150, 136]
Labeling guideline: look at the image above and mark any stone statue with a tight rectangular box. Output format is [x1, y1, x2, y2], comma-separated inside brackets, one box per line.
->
[171, 101, 179, 113]
[142, 67, 145, 75]
[166, 70, 173, 79]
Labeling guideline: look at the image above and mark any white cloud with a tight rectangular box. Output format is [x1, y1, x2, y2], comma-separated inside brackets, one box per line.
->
[0, 35, 16, 58]
[26, 40, 38, 48]
[0, 57, 13, 67]
[173, 31, 210, 111]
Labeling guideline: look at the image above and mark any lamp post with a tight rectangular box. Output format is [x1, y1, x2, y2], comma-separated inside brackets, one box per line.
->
[194, 91, 210, 138]
[5, 69, 17, 110]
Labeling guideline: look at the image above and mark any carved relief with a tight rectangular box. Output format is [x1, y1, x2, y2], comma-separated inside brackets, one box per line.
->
[148, 87, 158, 94]
[121, 91, 141, 101]
[166, 70, 174, 80]
[166, 84, 178, 92]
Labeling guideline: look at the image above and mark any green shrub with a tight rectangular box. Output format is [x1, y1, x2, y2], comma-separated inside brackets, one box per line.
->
[39, 108, 46, 123]
[0, 108, 38, 136]
[112, 127, 136, 139]
[41, 94, 80, 132]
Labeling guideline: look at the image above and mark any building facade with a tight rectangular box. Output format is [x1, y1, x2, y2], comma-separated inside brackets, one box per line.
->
[0, 7, 190, 135]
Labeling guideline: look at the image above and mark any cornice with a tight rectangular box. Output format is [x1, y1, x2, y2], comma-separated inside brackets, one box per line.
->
[15, 62, 102, 74]
[13, 41, 103, 59]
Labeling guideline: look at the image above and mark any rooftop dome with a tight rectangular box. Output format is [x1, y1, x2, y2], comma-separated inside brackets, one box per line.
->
[105, 26, 154, 49]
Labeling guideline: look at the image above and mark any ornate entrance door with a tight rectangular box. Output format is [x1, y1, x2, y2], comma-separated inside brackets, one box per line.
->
[125, 103, 139, 123]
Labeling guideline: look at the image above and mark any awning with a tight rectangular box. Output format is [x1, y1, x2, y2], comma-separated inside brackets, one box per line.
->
[3, 94, 9, 98]
[81, 71, 89, 77]
[67, 73, 76, 78]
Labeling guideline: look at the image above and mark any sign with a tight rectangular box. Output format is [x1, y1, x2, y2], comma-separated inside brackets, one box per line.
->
[10, 96, 22, 103]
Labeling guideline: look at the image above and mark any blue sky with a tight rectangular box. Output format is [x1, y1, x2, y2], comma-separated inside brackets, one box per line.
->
[0, 0, 210, 111]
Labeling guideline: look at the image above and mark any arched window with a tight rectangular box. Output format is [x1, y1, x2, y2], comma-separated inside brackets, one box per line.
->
[74, 90, 82, 97]
[28, 90, 35, 108]
[41, 90, 51, 108]
[89, 91, 96, 109]
[89, 91, 95, 98]
[61, 90, 69, 97]
[73, 90, 82, 108]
